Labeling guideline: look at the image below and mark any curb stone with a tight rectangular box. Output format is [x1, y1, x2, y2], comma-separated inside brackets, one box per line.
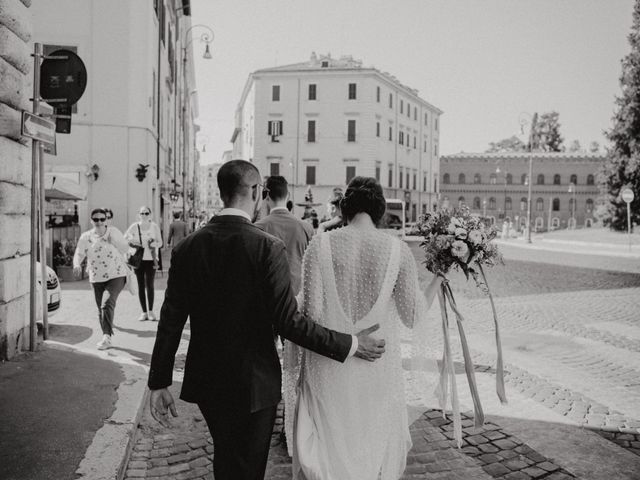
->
[46, 341, 150, 480]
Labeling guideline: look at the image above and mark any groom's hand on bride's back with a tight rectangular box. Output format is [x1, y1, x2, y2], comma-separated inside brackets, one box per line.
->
[354, 324, 386, 362]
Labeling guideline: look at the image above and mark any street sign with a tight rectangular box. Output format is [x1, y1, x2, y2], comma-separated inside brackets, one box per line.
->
[40, 49, 87, 106]
[21, 111, 55, 145]
[621, 188, 635, 203]
[36, 103, 54, 117]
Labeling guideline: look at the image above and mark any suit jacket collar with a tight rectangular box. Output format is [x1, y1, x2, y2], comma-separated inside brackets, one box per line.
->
[210, 215, 252, 226]
[269, 209, 293, 217]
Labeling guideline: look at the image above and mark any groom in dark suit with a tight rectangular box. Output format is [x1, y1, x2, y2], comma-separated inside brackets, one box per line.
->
[147, 160, 385, 480]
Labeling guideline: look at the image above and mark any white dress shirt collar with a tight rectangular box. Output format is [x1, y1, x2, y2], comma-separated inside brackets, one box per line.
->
[269, 207, 290, 213]
[219, 208, 252, 222]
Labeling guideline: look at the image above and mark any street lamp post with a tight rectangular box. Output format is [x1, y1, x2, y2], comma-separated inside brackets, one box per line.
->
[181, 24, 213, 221]
[568, 182, 576, 229]
[496, 165, 508, 221]
[520, 112, 538, 243]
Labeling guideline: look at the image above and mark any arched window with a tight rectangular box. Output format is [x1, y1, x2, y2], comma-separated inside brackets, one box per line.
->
[488, 197, 496, 210]
[458, 196, 465, 207]
[490, 173, 497, 185]
[536, 198, 544, 211]
[505, 197, 512, 210]
[552, 198, 560, 211]
[553, 174, 561, 185]
[570, 174, 577, 185]
[506, 173, 513, 185]
[473, 197, 481, 209]
[520, 197, 527, 211]
[521, 174, 527, 185]
[443, 173, 450, 184]
[586, 174, 594, 185]
[586, 198, 594, 212]
[474, 173, 481, 184]
[537, 174, 545, 185]
[458, 173, 466, 184]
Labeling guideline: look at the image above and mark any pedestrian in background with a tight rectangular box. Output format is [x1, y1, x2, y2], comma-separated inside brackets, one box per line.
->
[125, 206, 162, 321]
[167, 211, 189, 248]
[103, 208, 124, 236]
[256, 175, 314, 296]
[318, 188, 344, 233]
[73, 208, 129, 350]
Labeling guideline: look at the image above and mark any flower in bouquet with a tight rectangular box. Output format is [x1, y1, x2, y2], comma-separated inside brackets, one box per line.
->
[450, 240, 469, 260]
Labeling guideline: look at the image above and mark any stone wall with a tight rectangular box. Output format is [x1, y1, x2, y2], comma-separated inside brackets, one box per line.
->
[0, 0, 33, 360]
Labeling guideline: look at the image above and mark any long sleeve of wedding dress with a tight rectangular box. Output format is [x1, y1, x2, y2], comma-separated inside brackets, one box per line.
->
[283, 229, 439, 480]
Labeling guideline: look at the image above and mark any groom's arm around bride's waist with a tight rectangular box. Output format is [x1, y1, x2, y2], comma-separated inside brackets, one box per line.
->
[265, 241, 385, 362]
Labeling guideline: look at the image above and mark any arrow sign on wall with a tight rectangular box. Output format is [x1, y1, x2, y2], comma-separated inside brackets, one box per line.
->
[21, 111, 56, 146]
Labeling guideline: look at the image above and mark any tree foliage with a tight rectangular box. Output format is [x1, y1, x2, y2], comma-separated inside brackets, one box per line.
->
[486, 135, 527, 153]
[598, 0, 640, 231]
[486, 111, 565, 152]
[568, 140, 582, 152]
[532, 111, 564, 152]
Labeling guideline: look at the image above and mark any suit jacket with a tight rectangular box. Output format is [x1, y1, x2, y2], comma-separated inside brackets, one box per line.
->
[167, 220, 189, 246]
[255, 209, 314, 295]
[148, 215, 352, 413]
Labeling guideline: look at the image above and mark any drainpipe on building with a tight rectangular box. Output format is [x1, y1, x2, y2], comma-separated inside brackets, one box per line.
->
[394, 89, 398, 199]
[156, 13, 162, 181]
[294, 78, 301, 205]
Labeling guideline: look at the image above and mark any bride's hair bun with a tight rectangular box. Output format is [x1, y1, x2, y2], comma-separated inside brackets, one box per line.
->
[340, 177, 386, 225]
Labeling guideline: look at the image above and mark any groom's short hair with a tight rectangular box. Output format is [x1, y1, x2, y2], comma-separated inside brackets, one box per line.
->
[265, 176, 288, 202]
[218, 160, 260, 204]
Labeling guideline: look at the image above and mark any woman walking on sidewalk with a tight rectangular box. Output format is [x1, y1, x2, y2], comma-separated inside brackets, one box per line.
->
[73, 208, 130, 350]
[125, 206, 163, 321]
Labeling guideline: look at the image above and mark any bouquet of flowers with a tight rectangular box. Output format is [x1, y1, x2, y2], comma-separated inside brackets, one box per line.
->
[415, 206, 506, 447]
[416, 206, 502, 290]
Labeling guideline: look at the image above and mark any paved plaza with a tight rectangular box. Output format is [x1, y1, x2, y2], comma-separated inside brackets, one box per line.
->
[32, 242, 640, 479]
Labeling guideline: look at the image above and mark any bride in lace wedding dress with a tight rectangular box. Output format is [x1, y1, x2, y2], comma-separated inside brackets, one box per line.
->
[283, 177, 442, 480]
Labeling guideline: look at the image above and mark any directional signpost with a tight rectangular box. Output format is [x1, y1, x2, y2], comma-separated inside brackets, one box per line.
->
[621, 187, 635, 253]
[21, 111, 55, 145]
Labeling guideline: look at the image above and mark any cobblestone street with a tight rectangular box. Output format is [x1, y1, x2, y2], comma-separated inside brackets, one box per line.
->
[117, 244, 640, 479]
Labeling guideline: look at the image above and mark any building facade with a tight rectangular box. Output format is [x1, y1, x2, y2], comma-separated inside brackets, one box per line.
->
[231, 53, 442, 220]
[440, 152, 606, 231]
[199, 161, 223, 217]
[0, 0, 32, 359]
[31, 0, 200, 241]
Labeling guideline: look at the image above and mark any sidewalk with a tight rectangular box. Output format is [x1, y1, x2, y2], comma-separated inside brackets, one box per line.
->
[0, 260, 173, 480]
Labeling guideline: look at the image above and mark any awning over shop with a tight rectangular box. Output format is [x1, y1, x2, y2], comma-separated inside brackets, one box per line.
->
[44, 173, 86, 202]
[45, 188, 83, 201]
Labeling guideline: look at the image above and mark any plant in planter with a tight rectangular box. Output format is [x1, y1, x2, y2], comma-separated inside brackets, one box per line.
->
[53, 239, 77, 281]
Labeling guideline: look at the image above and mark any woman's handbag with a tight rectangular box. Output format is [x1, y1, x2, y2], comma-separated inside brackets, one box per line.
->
[124, 266, 138, 295]
[127, 224, 144, 269]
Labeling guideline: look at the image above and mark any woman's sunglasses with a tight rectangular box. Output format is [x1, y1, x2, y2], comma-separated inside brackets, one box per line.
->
[140, 212, 150, 216]
[92, 217, 106, 223]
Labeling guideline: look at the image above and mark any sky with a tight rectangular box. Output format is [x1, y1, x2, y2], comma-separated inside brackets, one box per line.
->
[191, 0, 634, 165]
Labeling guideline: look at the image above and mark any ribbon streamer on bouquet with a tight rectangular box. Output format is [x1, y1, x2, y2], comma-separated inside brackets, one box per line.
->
[478, 264, 508, 405]
[435, 281, 486, 448]
[435, 286, 463, 447]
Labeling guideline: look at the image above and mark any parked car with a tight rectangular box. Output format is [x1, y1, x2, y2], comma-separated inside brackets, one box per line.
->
[36, 262, 61, 318]
[381, 199, 406, 239]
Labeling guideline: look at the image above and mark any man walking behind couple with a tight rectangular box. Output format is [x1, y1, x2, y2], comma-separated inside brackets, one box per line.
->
[148, 160, 441, 479]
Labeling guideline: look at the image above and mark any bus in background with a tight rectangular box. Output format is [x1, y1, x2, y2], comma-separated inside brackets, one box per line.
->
[381, 199, 406, 238]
